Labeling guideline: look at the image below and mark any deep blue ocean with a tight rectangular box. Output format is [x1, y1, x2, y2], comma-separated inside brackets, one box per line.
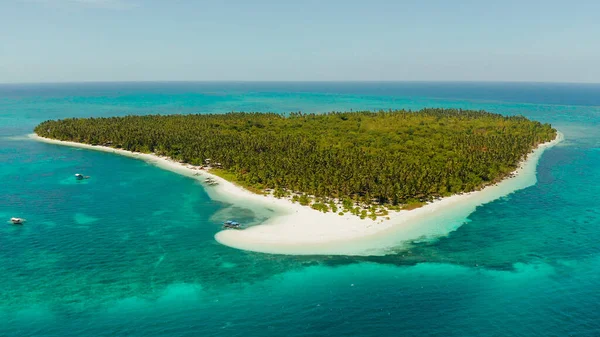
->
[1, 82, 599, 337]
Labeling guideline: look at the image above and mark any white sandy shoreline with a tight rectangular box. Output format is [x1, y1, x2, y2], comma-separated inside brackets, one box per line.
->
[30, 132, 563, 256]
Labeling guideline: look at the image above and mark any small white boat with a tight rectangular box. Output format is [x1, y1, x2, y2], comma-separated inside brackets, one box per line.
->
[10, 217, 25, 225]
[75, 173, 90, 180]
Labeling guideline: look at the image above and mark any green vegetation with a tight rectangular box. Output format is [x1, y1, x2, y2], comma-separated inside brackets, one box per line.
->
[35, 109, 556, 212]
[209, 168, 265, 195]
[401, 201, 427, 211]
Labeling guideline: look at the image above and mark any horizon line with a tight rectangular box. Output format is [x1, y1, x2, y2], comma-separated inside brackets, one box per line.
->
[1, 79, 600, 86]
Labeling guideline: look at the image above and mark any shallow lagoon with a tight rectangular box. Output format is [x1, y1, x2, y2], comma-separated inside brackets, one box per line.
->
[1, 82, 599, 336]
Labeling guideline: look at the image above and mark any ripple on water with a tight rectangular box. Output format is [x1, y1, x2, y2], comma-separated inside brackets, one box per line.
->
[74, 213, 99, 225]
[220, 262, 237, 269]
[60, 177, 91, 185]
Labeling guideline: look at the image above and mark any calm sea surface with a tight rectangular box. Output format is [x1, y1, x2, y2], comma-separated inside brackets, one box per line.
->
[1, 82, 599, 337]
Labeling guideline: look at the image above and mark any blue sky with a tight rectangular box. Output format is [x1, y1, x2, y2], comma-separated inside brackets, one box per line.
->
[1, 0, 599, 83]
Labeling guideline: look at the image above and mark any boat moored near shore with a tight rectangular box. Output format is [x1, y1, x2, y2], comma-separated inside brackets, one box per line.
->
[204, 177, 218, 186]
[223, 220, 242, 229]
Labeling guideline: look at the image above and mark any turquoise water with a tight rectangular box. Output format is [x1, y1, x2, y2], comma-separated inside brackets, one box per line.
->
[1, 82, 599, 336]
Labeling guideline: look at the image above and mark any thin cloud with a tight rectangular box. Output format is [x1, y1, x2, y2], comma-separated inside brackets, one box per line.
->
[22, 0, 139, 10]
[71, 0, 138, 10]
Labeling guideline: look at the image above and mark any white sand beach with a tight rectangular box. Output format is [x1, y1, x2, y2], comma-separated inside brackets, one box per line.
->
[31, 132, 563, 256]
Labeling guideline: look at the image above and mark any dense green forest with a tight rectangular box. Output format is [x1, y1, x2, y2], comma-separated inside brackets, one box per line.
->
[35, 109, 556, 216]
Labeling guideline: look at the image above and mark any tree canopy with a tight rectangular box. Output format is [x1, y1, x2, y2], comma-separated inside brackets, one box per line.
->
[35, 109, 556, 213]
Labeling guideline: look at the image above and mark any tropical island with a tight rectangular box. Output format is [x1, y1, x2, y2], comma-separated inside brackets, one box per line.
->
[33, 109, 560, 255]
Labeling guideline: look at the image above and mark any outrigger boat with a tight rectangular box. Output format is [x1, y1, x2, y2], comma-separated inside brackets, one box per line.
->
[10, 217, 25, 225]
[75, 173, 90, 180]
[223, 220, 241, 229]
[204, 177, 219, 186]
